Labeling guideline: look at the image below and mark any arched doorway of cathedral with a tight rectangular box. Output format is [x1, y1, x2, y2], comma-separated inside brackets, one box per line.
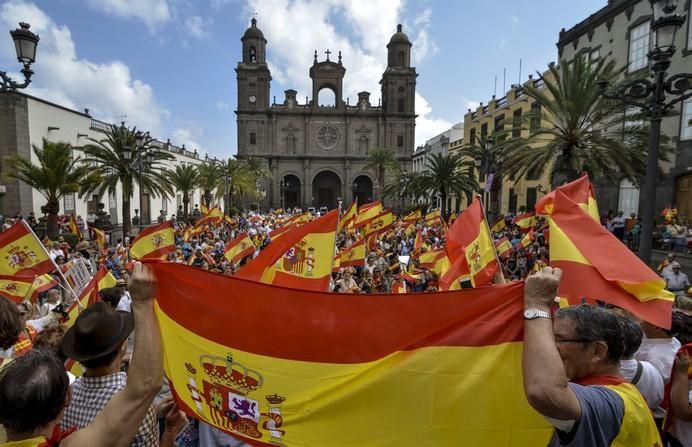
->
[312, 171, 342, 210]
[281, 174, 301, 210]
[352, 175, 373, 206]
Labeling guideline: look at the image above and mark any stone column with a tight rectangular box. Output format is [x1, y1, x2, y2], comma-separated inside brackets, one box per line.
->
[303, 159, 311, 208]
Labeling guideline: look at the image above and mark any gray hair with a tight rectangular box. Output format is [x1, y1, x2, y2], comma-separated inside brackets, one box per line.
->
[555, 304, 625, 364]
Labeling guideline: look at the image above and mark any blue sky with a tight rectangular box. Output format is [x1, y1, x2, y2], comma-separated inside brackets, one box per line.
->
[0, 0, 605, 158]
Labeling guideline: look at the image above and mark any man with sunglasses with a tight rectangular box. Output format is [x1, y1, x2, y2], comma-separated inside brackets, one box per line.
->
[522, 267, 661, 446]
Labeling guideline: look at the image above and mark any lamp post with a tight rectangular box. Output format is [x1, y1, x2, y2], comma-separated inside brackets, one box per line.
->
[1, 22, 39, 92]
[122, 131, 154, 234]
[598, 0, 691, 265]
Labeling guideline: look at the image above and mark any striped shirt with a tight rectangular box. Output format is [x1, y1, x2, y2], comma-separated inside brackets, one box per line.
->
[61, 372, 159, 446]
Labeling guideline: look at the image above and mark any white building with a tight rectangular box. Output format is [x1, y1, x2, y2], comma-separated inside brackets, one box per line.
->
[0, 91, 205, 229]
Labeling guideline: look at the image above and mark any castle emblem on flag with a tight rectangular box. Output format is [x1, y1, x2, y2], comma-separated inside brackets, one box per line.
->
[2, 282, 19, 294]
[281, 239, 316, 277]
[183, 353, 288, 445]
[6, 245, 39, 269]
[151, 234, 165, 248]
[469, 241, 482, 273]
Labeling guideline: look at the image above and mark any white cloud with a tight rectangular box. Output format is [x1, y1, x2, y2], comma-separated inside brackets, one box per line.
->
[0, 1, 169, 135]
[185, 16, 208, 39]
[410, 8, 438, 65]
[463, 97, 481, 111]
[85, 0, 171, 29]
[415, 92, 452, 146]
[172, 127, 204, 153]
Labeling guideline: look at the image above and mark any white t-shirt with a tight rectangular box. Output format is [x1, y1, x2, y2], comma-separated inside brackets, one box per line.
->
[116, 291, 132, 313]
[39, 301, 59, 318]
[635, 336, 681, 418]
[620, 358, 664, 409]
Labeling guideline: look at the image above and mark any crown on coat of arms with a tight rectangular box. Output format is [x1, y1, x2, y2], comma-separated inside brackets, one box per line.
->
[200, 354, 263, 396]
[265, 394, 285, 405]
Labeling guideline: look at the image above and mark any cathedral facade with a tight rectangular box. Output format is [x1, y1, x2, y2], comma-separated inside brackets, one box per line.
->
[236, 19, 417, 210]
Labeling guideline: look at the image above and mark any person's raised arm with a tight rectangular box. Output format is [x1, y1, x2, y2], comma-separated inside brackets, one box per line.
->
[65, 262, 162, 447]
[522, 267, 581, 421]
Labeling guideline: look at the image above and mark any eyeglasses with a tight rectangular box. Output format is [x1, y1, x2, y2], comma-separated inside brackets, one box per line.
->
[554, 335, 595, 344]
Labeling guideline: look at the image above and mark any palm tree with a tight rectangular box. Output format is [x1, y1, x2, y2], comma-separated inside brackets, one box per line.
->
[222, 158, 255, 210]
[502, 55, 661, 185]
[418, 153, 479, 219]
[364, 148, 400, 204]
[382, 169, 426, 210]
[165, 164, 199, 219]
[458, 132, 512, 218]
[196, 162, 221, 207]
[81, 123, 174, 236]
[5, 139, 100, 238]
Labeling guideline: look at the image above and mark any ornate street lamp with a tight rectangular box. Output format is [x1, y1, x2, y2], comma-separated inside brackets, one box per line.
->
[1, 22, 39, 92]
[598, 0, 691, 265]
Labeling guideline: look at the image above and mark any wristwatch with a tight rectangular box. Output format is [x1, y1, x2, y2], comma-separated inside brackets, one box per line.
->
[524, 308, 551, 320]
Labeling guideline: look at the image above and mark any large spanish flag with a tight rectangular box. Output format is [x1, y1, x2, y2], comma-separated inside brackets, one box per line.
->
[0, 275, 35, 303]
[512, 213, 536, 232]
[441, 197, 498, 289]
[495, 237, 512, 258]
[196, 206, 224, 228]
[549, 191, 674, 328]
[236, 211, 338, 291]
[150, 262, 552, 447]
[338, 237, 365, 268]
[363, 210, 394, 236]
[491, 216, 506, 233]
[337, 201, 357, 232]
[129, 221, 176, 260]
[92, 227, 107, 253]
[535, 174, 599, 221]
[355, 201, 383, 226]
[417, 247, 450, 276]
[403, 209, 421, 222]
[0, 273, 56, 304]
[425, 209, 442, 226]
[0, 220, 54, 276]
[68, 216, 81, 239]
[224, 233, 256, 264]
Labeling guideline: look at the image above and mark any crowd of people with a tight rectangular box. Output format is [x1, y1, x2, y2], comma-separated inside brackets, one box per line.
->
[0, 203, 692, 446]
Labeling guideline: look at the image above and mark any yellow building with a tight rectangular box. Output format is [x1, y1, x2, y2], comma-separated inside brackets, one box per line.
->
[463, 70, 553, 216]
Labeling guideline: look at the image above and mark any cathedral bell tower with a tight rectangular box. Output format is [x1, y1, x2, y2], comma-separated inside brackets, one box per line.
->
[381, 24, 416, 116]
[236, 18, 271, 113]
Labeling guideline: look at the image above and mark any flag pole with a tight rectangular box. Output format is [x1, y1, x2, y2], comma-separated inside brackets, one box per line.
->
[21, 220, 81, 302]
[328, 209, 340, 292]
[478, 196, 506, 285]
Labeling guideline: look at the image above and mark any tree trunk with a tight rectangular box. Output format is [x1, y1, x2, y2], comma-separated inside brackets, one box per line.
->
[183, 196, 190, 222]
[440, 188, 448, 221]
[122, 196, 131, 237]
[204, 190, 212, 207]
[45, 199, 60, 238]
